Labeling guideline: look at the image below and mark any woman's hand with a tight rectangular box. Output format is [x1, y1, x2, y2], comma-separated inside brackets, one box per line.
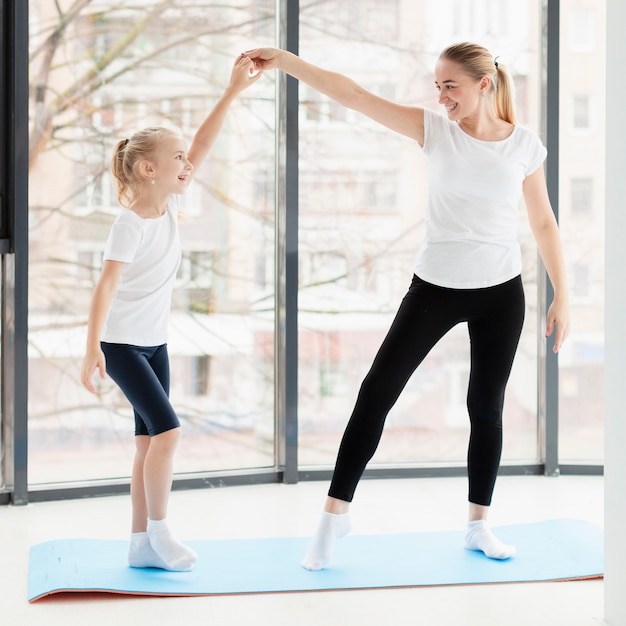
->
[244, 48, 282, 72]
[546, 296, 570, 353]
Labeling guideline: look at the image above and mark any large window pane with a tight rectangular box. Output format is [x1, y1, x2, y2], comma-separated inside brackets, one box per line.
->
[28, 1, 276, 485]
[297, 0, 543, 468]
[558, 0, 605, 463]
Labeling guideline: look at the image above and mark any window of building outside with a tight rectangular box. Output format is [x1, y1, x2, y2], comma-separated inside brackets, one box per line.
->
[27, 0, 277, 486]
[297, 0, 544, 468]
[559, 0, 605, 463]
[571, 177, 594, 216]
[571, 94, 592, 130]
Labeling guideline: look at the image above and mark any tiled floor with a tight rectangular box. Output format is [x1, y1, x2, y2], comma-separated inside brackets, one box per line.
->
[1, 475, 605, 625]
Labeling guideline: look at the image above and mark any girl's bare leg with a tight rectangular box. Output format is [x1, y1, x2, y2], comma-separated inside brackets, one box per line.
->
[129, 428, 197, 570]
[131, 435, 150, 533]
[128, 435, 169, 569]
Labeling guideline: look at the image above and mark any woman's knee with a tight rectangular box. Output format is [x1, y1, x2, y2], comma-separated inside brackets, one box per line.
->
[467, 392, 503, 428]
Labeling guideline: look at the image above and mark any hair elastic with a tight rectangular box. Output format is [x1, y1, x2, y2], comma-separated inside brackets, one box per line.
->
[494, 56, 500, 69]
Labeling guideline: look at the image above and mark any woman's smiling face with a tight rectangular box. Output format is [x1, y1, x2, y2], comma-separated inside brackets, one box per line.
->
[434, 58, 483, 121]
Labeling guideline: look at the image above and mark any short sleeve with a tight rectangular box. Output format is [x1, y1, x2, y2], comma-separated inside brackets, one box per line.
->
[524, 131, 548, 177]
[421, 108, 436, 155]
[103, 214, 142, 263]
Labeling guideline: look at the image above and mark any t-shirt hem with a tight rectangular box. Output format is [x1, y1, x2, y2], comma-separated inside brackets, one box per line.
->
[414, 270, 521, 290]
[101, 334, 168, 347]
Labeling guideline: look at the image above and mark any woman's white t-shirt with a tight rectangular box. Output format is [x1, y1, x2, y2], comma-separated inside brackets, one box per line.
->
[414, 109, 547, 289]
[101, 194, 182, 346]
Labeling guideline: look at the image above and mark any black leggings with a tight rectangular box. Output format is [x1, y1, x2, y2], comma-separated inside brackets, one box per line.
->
[328, 274, 525, 507]
[101, 342, 180, 437]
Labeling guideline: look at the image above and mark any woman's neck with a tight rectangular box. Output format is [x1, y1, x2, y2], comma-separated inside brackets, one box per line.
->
[457, 113, 513, 142]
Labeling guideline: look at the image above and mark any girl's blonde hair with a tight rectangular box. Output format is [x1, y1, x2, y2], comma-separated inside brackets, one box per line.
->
[439, 42, 517, 125]
[111, 126, 180, 207]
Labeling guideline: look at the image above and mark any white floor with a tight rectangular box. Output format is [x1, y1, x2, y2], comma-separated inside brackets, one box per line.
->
[1, 475, 605, 626]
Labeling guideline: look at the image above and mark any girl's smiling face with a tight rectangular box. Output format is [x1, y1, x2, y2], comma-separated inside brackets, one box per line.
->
[434, 58, 485, 121]
[151, 135, 194, 192]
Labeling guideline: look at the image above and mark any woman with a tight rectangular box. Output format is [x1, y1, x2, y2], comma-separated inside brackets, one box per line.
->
[245, 42, 570, 570]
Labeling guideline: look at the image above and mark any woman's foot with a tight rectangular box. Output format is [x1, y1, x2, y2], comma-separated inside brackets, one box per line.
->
[464, 520, 516, 559]
[301, 511, 352, 571]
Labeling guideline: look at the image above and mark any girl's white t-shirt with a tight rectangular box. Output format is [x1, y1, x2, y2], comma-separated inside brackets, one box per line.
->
[101, 194, 182, 346]
[414, 109, 547, 289]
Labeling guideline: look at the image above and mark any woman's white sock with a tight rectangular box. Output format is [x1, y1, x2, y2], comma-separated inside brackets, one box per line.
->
[464, 520, 516, 560]
[146, 519, 197, 571]
[301, 511, 352, 571]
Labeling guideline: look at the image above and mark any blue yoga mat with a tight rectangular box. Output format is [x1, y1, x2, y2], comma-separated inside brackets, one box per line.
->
[28, 519, 603, 602]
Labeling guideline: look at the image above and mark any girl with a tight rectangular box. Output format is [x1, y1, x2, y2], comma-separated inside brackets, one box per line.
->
[244, 42, 570, 570]
[81, 54, 261, 571]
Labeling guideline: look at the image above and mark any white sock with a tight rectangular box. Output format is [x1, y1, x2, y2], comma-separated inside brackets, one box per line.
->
[146, 519, 198, 571]
[464, 520, 516, 560]
[128, 532, 169, 570]
[301, 511, 352, 571]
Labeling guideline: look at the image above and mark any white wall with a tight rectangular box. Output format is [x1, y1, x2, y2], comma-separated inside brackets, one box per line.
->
[604, 0, 626, 623]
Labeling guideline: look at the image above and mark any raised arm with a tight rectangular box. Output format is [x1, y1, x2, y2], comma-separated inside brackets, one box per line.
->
[81, 260, 124, 393]
[523, 166, 570, 353]
[245, 48, 425, 144]
[187, 54, 262, 177]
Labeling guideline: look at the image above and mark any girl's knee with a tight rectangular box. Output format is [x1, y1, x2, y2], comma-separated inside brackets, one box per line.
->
[134, 434, 151, 456]
[150, 426, 180, 450]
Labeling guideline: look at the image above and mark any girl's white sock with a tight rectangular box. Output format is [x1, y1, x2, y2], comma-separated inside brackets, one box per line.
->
[301, 511, 352, 571]
[464, 520, 516, 560]
[146, 519, 197, 571]
[128, 532, 169, 569]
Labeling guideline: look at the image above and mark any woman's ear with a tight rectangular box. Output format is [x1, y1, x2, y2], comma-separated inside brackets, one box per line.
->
[480, 75, 492, 94]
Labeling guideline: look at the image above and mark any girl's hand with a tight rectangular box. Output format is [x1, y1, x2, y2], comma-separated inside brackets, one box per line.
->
[546, 297, 570, 353]
[81, 347, 106, 394]
[228, 53, 263, 92]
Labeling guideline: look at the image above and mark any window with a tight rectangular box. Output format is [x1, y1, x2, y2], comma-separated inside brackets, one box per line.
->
[559, 0, 605, 464]
[568, 9, 596, 53]
[3, 0, 602, 503]
[27, 0, 277, 486]
[190, 355, 211, 396]
[572, 263, 590, 300]
[298, 0, 541, 468]
[572, 95, 591, 130]
[303, 87, 323, 122]
[571, 177, 593, 215]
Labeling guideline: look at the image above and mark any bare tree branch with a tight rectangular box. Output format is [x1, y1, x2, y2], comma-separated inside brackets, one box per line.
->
[29, 0, 173, 167]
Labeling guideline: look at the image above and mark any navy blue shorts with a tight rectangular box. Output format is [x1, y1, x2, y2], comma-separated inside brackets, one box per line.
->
[101, 342, 180, 436]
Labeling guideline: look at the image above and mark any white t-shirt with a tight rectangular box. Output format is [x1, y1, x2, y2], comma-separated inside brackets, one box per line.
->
[101, 194, 182, 346]
[413, 109, 547, 288]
